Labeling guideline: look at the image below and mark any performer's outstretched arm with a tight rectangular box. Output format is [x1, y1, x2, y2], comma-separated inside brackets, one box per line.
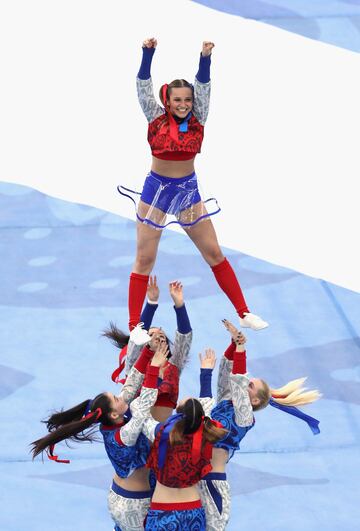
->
[119, 344, 154, 403]
[192, 41, 214, 125]
[124, 275, 159, 374]
[222, 319, 254, 427]
[167, 281, 193, 373]
[136, 38, 163, 123]
[198, 348, 216, 416]
[119, 342, 168, 446]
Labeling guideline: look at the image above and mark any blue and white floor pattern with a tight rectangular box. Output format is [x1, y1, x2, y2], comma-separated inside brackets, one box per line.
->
[1, 181, 359, 531]
[1, 1, 360, 530]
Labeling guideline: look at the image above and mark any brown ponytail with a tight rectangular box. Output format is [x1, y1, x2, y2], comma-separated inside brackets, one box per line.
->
[30, 393, 112, 459]
[102, 322, 130, 350]
[171, 398, 228, 445]
[202, 416, 228, 444]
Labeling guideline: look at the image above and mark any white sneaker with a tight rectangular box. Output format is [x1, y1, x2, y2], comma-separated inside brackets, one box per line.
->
[239, 312, 269, 331]
[129, 322, 151, 346]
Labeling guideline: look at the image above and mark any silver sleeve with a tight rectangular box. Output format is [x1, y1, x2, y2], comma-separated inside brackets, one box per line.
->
[119, 386, 158, 446]
[169, 330, 193, 373]
[217, 357, 233, 403]
[192, 78, 211, 125]
[136, 77, 164, 123]
[229, 373, 254, 427]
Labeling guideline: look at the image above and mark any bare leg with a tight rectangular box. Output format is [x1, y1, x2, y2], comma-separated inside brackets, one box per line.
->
[133, 200, 164, 274]
[183, 203, 249, 316]
[181, 203, 224, 267]
[128, 200, 164, 330]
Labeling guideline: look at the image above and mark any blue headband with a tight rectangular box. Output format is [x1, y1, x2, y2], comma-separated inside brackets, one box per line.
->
[269, 398, 320, 435]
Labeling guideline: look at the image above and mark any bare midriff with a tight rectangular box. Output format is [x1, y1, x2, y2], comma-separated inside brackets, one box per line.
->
[151, 156, 195, 178]
[209, 447, 229, 473]
[151, 482, 201, 503]
[151, 405, 174, 423]
[114, 466, 150, 492]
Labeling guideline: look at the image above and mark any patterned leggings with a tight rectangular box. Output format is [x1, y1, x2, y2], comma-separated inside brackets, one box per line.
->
[108, 481, 151, 531]
[199, 473, 231, 531]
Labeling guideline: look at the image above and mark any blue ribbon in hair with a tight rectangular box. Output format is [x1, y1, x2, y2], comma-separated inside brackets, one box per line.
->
[269, 398, 320, 435]
[84, 399, 93, 417]
[158, 413, 184, 469]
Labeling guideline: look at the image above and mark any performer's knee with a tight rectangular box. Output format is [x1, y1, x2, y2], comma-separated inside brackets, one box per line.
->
[205, 248, 224, 267]
[134, 253, 156, 274]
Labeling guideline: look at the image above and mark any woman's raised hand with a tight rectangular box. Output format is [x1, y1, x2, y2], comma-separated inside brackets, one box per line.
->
[222, 318, 238, 340]
[147, 275, 160, 303]
[151, 340, 168, 367]
[202, 41, 215, 57]
[169, 280, 184, 308]
[222, 319, 246, 346]
[143, 38, 157, 48]
[199, 348, 216, 369]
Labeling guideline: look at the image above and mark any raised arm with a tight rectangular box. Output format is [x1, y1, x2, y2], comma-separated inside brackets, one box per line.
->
[124, 276, 159, 374]
[230, 351, 254, 428]
[198, 348, 216, 416]
[142, 415, 160, 444]
[222, 320, 254, 428]
[167, 281, 193, 373]
[136, 38, 163, 123]
[140, 275, 159, 330]
[192, 41, 214, 126]
[217, 343, 235, 404]
[119, 343, 168, 446]
[119, 344, 154, 403]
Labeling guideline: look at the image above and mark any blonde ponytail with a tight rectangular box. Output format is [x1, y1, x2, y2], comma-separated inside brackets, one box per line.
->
[271, 377, 322, 407]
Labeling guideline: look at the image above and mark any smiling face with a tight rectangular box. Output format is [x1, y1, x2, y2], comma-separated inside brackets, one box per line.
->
[167, 87, 193, 119]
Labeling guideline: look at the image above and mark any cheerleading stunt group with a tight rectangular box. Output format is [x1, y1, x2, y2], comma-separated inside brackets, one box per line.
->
[31, 39, 321, 530]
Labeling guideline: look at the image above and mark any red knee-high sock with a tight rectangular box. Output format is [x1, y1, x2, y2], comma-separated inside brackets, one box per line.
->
[128, 272, 149, 331]
[211, 258, 249, 318]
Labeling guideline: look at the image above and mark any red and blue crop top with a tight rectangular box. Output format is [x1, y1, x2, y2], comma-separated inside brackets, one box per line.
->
[146, 418, 213, 488]
[137, 47, 211, 162]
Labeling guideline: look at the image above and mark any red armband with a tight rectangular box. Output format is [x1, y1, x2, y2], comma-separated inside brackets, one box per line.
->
[134, 345, 153, 374]
[224, 342, 236, 361]
[232, 350, 247, 374]
[143, 364, 160, 388]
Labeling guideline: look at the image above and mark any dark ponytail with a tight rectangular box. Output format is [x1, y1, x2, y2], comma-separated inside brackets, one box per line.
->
[171, 398, 227, 445]
[102, 322, 130, 350]
[30, 393, 112, 459]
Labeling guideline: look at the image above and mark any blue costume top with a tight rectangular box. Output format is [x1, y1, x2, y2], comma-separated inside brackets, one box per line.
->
[200, 367, 254, 462]
[211, 400, 254, 461]
[101, 423, 151, 478]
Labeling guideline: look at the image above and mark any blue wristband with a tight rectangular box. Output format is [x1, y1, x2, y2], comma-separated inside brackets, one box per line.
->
[138, 47, 156, 80]
[140, 301, 158, 331]
[200, 368, 213, 398]
[196, 53, 211, 83]
[174, 304, 192, 334]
